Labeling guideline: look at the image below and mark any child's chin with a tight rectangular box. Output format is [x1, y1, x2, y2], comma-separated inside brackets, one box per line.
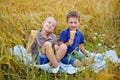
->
[47, 31, 53, 33]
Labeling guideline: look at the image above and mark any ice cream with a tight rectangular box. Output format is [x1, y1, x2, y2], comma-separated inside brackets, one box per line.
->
[70, 30, 76, 39]
[31, 30, 38, 39]
[26, 30, 38, 53]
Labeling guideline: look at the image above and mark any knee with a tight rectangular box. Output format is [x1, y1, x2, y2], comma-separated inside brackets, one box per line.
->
[60, 44, 67, 51]
[43, 41, 52, 47]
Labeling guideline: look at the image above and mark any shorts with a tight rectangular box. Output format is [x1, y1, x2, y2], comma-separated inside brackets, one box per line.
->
[36, 52, 49, 65]
[61, 50, 85, 66]
[61, 56, 75, 66]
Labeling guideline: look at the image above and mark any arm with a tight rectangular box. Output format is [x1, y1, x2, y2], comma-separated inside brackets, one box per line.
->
[52, 34, 60, 51]
[79, 44, 87, 55]
[26, 34, 33, 53]
[26, 30, 38, 53]
[59, 39, 74, 46]
[58, 40, 70, 46]
[59, 30, 71, 46]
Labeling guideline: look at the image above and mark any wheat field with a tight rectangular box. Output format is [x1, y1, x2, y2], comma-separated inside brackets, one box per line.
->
[0, 0, 120, 80]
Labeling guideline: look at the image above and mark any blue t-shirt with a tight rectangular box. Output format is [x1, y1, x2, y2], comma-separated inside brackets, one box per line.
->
[59, 28, 84, 56]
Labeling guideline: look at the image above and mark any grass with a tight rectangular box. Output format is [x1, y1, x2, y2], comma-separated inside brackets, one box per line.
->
[0, 0, 120, 80]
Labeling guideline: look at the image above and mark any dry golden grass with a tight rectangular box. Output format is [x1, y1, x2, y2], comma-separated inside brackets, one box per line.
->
[95, 70, 114, 80]
[0, 0, 120, 80]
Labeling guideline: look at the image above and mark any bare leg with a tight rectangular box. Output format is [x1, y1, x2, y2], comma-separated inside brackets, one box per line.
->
[41, 41, 58, 68]
[55, 44, 67, 61]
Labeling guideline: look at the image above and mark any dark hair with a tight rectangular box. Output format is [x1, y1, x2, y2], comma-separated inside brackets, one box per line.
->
[66, 11, 80, 22]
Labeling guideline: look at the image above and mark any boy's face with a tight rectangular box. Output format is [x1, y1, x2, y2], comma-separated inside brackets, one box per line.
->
[67, 17, 80, 31]
[42, 17, 57, 33]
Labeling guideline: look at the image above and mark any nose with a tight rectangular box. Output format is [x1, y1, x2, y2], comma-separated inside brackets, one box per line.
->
[71, 23, 76, 27]
[48, 23, 55, 29]
[49, 23, 53, 27]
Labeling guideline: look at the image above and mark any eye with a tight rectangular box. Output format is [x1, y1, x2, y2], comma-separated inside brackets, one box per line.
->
[48, 21, 51, 24]
[74, 21, 77, 24]
[52, 25, 55, 28]
[70, 22, 73, 24]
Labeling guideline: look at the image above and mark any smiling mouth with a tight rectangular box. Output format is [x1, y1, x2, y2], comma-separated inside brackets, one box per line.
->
[71, 27, 77, 29]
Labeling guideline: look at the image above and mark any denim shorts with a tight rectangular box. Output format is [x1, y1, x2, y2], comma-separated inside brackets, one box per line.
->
[61, 55, 75, 66]
[60, 50, 85, 66]
[36, 52, 49, 65]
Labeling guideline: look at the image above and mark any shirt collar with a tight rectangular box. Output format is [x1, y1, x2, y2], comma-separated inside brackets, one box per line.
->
[38, 30, 52, 40]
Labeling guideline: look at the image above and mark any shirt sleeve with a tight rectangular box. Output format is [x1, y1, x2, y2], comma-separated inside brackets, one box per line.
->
[31, 38, 37, 56]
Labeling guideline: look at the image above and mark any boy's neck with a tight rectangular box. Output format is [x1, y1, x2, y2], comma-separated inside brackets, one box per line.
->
[41, 30, 49, 38]
[69, 27, 77, 31]
[69, 28, 77, 31]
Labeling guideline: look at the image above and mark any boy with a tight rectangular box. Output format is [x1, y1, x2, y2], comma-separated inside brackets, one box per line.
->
[30, 17, 67, 69]
[59, 11, 91, 67]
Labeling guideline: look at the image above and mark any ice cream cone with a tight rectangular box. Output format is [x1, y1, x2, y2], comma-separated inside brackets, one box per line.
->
[26, 30, 38, 53]
[31, 30, 38, 38]
[70, 31, 76, 40]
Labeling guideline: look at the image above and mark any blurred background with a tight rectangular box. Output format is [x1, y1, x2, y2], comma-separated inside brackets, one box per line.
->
[0, 0, 120, 80]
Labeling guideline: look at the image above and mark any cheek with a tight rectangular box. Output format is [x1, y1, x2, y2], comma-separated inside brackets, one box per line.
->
[74, 23, 79, 27]
[48, 27, 55, 32]
[43, 23, 47, 28]
[68, 23, 72, 26]
[76, 24, 79, 26]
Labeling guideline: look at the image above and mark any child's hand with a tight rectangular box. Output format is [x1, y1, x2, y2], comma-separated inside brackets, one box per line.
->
[54, 45, 59, 51]
[28, 34, 32, 40]
[30, 30, 38, 39]
[68, 39, 74, 45]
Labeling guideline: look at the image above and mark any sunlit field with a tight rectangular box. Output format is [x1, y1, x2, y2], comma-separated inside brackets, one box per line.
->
[0, 0, 120, 80]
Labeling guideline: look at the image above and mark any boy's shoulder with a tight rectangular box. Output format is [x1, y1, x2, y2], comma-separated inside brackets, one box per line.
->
[61, 28, 69, 33]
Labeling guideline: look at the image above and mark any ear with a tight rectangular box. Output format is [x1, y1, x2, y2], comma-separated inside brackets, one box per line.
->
[78, 20, 81, 23]
[66, 20, 68, 24]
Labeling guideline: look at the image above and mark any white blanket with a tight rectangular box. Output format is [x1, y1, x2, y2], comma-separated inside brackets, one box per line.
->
[10, 45, 120, 74]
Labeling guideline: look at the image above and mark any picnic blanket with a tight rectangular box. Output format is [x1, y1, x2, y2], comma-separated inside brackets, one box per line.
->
[10, 45, 120, 74]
